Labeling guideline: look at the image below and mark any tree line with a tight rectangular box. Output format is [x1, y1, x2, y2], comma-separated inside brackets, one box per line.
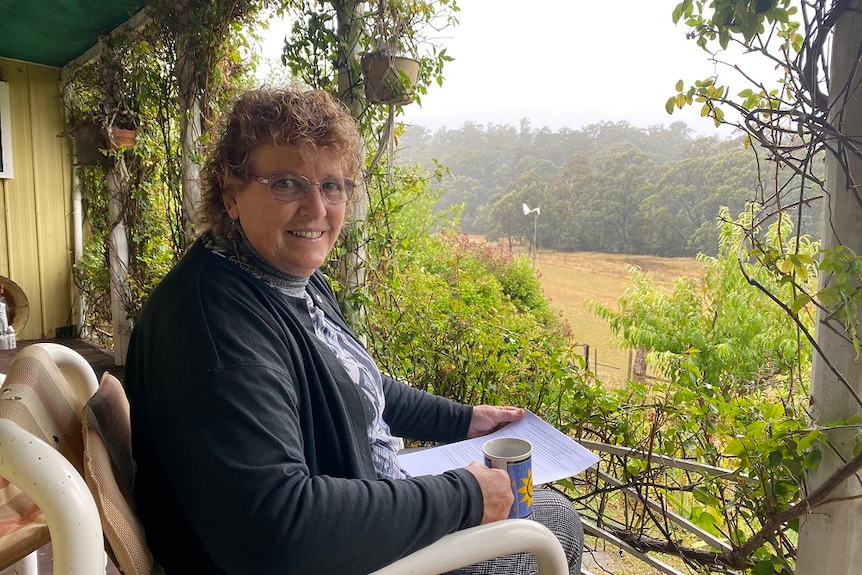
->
[399, 119, 822, 257]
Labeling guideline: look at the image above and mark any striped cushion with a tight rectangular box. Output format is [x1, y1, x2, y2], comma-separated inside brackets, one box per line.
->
[0, 476, 50, 568]
[0, 344, 84, 569]
[83, 371, 164, 575]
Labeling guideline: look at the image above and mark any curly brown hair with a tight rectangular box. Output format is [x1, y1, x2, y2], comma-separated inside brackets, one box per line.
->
[198, 87, 362, 237]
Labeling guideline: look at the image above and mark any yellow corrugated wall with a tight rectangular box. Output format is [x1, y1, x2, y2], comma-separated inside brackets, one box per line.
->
[0, 58, 74, 340]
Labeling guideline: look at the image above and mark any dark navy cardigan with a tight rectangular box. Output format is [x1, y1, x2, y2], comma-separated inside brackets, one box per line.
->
[124, 237, 482, 574]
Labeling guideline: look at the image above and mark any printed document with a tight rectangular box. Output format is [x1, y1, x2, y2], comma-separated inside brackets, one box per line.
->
[398, 410, 600, 485]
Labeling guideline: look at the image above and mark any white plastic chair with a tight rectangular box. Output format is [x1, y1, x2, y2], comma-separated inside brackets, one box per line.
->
[32, 342, 100, 402]
[370, 519, 569, 575]
[0, 420, 105, 574]
[0, 343, 568, 575]
[3, 343, 102, 574]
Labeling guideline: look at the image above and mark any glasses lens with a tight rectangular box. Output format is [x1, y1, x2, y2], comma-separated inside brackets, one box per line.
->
[319, 178, 354, 204]
[268, 174, 308, 201]
[263, 173, 354, 204]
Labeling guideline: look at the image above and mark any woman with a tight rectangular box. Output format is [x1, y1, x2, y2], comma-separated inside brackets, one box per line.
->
[124, 87, 582, 575]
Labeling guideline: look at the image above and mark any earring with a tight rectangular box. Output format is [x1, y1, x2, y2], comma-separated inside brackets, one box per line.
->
[227, 218, 241, 242]
[226, 219, 248, 264]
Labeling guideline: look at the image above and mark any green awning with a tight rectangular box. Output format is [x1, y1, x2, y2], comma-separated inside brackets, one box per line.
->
[0, 0, 145, 67]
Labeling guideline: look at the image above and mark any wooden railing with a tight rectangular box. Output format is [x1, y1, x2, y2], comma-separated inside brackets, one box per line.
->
[575, 439, 748, 575]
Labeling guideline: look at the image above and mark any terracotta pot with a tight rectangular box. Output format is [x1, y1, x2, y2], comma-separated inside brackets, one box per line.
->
[103, 127, 137, 150]
[361, 52, 420, 105]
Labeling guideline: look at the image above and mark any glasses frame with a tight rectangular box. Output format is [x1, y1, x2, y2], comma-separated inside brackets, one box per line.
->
[249, 172, 355, 205]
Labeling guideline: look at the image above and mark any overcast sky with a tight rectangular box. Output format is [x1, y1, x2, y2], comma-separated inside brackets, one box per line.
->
[260, 1, 764, 135]
[401, 0, 719, 132]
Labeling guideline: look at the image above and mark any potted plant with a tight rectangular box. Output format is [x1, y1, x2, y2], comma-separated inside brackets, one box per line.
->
[361, 52, 420, 106]
[103, 125, 137, 150]
[361, 0, 422, 105]
[63, 101, 138, 164]
[101, 103, 138, 150]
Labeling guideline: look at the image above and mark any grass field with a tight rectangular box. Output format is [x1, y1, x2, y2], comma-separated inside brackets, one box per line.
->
[531, 248, 703, 386]
[533, 249, 703, 573]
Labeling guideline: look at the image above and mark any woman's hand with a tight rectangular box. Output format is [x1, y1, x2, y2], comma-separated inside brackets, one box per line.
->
[466, 405, 525, 439]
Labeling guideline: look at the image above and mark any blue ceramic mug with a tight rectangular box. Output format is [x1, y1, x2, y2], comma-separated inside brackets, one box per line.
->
[482, 437, 533, 518]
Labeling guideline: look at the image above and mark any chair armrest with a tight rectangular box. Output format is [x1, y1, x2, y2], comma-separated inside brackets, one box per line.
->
[33, 343, 99, 404]
[370, 519, 568, 575]
[0, 419, 105, 574]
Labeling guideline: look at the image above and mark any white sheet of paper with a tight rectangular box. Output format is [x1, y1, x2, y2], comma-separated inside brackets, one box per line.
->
[398, 410, 600, 485]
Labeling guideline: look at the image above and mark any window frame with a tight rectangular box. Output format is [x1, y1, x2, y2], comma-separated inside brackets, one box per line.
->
[0, 81, 13, 179]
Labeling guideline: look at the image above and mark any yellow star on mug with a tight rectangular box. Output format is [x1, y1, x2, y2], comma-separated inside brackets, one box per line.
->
[517, 468, 533, 506]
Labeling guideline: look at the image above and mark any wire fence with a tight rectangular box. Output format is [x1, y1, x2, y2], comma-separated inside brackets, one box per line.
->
[576, 345, 668, 386]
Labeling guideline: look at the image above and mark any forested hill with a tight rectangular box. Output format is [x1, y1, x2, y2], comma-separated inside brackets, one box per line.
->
[398, 119, 821, 258]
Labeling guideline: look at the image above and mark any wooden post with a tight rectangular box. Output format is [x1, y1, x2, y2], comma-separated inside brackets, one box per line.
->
[797, 3, 862, 571]
[632, 347, 647, 382]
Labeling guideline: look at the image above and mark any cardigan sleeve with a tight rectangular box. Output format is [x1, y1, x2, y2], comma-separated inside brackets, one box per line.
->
[382, 375, 474, 443]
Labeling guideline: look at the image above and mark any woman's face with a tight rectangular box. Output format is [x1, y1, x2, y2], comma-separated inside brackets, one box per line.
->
[223, 144, 349, 277]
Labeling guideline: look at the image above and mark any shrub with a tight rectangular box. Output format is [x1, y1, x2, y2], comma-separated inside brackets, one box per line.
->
[357, 167, 590, 424]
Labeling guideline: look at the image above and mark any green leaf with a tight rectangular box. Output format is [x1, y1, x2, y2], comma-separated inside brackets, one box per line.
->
[752, 559, 781, 575]
[754, 0, 774, 14]
[719, 28, 730, 50]
[796, 430, 822, 452]
[767, 449, 783, 467]
[690, 507, 718, 531]
[817, 286, 840, 306]
[790, 294, 811, 314]
[693, 486, 719, 506]
[625, 459, 646, 476]
[726, 437, 747, 456]
[803, 448, 822, 470]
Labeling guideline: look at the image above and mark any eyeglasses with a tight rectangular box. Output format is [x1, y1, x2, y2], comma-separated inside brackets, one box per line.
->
[249, 173, 355, 204]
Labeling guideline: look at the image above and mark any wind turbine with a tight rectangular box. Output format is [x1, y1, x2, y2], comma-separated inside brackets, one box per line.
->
[522, 203, 540, 267]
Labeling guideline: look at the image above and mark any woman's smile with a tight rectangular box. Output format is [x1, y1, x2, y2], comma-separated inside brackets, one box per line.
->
[289, 230, 325, 239]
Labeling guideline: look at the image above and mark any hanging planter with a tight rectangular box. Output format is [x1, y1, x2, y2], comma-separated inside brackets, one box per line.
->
[62, 122, 137, 164]
[361, 0, 424, 106]
[64, 121, 104, 165]
[103, 126, 137, 150]
[361, 51, 420, 106]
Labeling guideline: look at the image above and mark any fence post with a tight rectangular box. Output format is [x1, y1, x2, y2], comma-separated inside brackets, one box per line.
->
[632, 347, 647, 382]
